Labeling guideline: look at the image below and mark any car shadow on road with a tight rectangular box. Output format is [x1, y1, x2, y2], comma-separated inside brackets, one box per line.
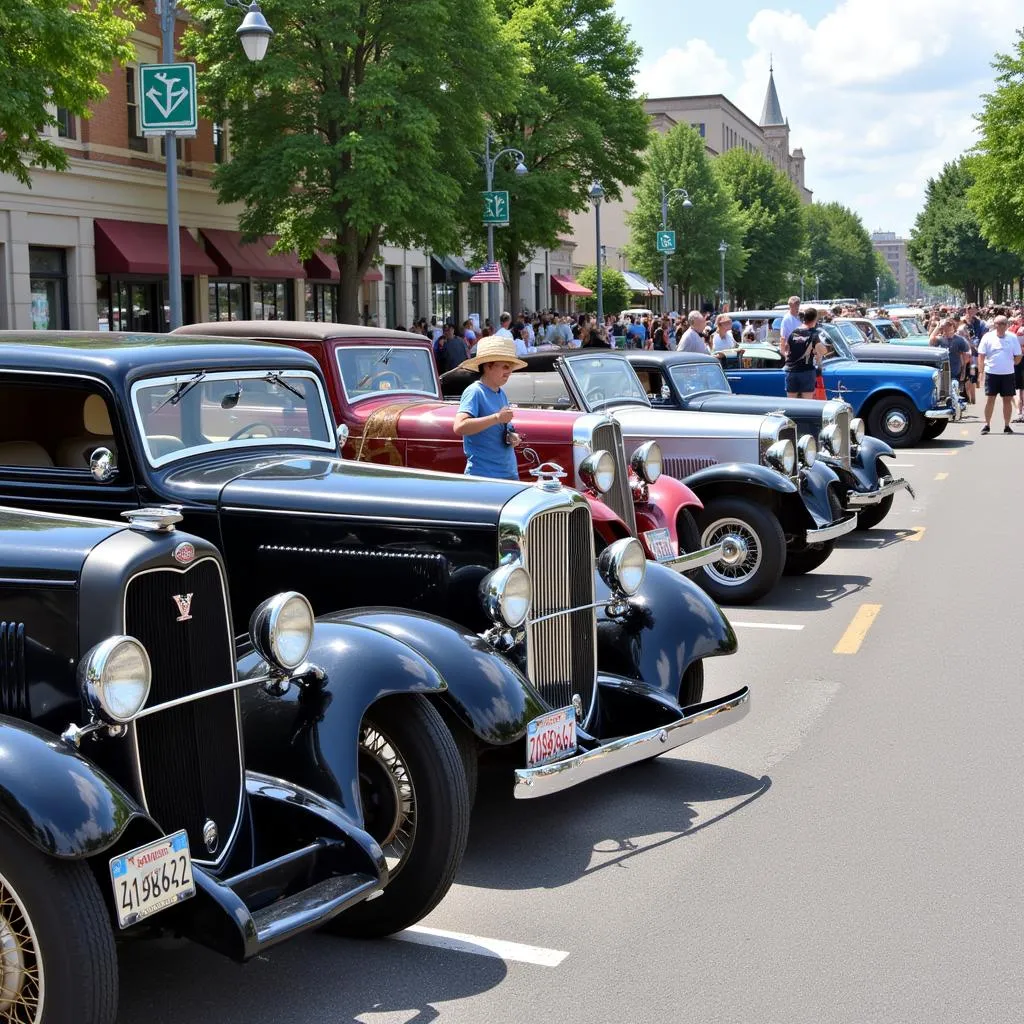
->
[738, 572, 872, 613]
[914, 438, 973, 449]
[117, 926, 508, 1024]
[837, 527, 919, 550]
[456, 758, 770, 891]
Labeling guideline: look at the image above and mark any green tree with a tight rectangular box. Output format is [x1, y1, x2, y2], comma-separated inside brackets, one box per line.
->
[624, 124, 746, 305]
[908, 156, 1021, 304]
[802, 202, 877, 300]
[873, 251, 899, 304]
[182, 0, 513, 323]
[575, 265, 630, 315]
[715, 148, 804, 306]
[464, 0, 649, 313]
[0, 0, 138, 186]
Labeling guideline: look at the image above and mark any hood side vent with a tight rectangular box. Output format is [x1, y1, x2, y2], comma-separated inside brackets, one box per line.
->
[0, 622, 27, 717]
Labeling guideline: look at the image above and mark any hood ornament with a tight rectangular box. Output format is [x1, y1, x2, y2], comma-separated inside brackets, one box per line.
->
[122, 506, 183, 532]
[172, 593, 194, 622]
[529, 462, 567, 492]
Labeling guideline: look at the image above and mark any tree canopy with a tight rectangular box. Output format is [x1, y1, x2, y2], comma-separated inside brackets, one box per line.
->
[715, 148, 804, 307]
[575, 265, 630, 315]
[624, 124, 746, 305]
[182, 0, 513, 323]
[801, 202, 877, 301]
[463, 0, 649, 313]
[0, 0, 138, 186]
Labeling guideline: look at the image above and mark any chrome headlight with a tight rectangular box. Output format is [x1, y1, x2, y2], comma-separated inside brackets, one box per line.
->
[819, 423, 842, 456]
[798, 434, 817, 467]
[480, 563, 532, 629]
[630, 441, 662, 484]
[579, 450, 616, 494]
[598, 537, 646, 597]
[250, 592, 314, 672]
[765, 439, 796, 475]
[79, 636, 152, 724]
[850, 417, 865, 443]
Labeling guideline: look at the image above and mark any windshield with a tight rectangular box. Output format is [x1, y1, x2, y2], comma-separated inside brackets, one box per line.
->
[131, 369, 335, 467]
[669, 361, 731, 396]
[817, 323, 856, 360]
[896, 316, 924, 334]
[874, 321, 900, 340]
[564, 354, 651, 409]
[336, 346, 439, 402]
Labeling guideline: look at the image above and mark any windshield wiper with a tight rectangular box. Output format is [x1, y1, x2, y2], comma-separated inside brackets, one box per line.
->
[355, 348, 396, 389]
[156, 371, 206, 411]
[263, 371, 303, 399]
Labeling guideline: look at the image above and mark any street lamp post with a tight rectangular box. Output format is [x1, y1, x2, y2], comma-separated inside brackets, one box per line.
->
[800, 274, 805, 301]
[481, 132, 528, 321]
[718, 240, 728, 311]
[159, 0, 273, 330]
[876, 275, 881, 307]
[589, 181, 605, 324]
[660, 184, 691, 316]
[814, 273, 820, 301]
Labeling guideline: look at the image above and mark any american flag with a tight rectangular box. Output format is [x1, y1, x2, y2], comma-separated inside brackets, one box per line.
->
[470, 261, 504, 283]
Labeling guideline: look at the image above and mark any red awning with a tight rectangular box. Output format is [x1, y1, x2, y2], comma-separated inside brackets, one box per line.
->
[363, 266, 383, 283]
[551, 274, 593, 297]
[200, 229, 305, 279]
[303, 250, 382, 283]
[93, 219, 218, 277]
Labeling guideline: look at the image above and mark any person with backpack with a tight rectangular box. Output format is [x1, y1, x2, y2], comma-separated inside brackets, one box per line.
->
[781, 307, 827, 398]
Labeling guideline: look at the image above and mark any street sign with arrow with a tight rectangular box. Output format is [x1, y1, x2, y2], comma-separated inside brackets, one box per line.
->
[139, 63, 198, 136]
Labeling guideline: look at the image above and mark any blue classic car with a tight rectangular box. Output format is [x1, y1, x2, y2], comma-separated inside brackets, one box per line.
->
[723, 315, 959, 447]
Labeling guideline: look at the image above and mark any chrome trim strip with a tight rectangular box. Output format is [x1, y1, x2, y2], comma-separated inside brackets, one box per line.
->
[513, 686, 751, 799]
[134, 673, 274, 719]
[660, 542, 726, 574]
[805, 513, 858, 543]
[845, 477, 912, 507]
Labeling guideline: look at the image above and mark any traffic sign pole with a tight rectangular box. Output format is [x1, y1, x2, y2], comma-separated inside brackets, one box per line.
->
[159, 4, 183, 329]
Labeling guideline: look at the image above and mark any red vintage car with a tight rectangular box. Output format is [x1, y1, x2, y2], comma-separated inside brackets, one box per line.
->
[173, 322, 713, 567]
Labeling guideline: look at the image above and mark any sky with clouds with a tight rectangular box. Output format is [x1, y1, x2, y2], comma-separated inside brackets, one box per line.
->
[616, 0, 1022, 236]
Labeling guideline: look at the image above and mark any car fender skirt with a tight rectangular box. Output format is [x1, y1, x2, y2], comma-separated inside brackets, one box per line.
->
[647, 474, 702, 514]
[0, 715, 156, 859]
[684, 462, 798, 498]
[854, 435, 894, 464]
[792, 460, 842, 529]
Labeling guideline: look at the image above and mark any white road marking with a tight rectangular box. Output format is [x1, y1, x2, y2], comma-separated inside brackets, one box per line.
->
[731, 621, 804, 631]
[889, 463, 915, 467]
[391, 926, 569, 967]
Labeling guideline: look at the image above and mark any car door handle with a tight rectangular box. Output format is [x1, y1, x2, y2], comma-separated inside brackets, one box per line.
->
[725, 375, 741, 380]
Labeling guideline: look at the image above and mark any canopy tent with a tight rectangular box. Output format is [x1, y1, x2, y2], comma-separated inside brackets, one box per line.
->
[550, 274, 593, 297]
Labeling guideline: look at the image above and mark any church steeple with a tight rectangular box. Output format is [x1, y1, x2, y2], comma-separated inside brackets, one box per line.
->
[759, 59, 785, 127]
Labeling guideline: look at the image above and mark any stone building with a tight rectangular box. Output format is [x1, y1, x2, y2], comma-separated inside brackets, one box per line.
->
[871, 231, 921, 301]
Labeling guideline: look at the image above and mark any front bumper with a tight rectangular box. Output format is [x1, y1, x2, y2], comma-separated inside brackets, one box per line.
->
[661, 541, 727, 574]
[512, 686, 750, 799]
[846, 475, 915, 507]
[925, 406, 955, 421]
[805, 513, 858, 544]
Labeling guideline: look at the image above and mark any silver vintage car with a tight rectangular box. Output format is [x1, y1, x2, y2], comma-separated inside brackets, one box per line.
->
[474, 350, 858, 605]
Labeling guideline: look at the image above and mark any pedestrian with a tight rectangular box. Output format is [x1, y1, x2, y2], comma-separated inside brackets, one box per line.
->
[494, 312, 514, 340]
[959, 321, 979, 405]
[780, 295, 802, 343]
[676, 311, 708, 353]
[929, 317, 970, 396]
[781, 307, 827, 398]
[963, 303, 987, 343]
[626, 315, 647, 348]
[452, 337, 526, 479]
[438, 325, 469, 373]
[711, 313, 736, 353]
[977, 315, 1022, 434]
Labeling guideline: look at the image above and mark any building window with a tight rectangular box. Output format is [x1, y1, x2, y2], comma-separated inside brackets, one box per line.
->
[29, 247, 69, 330]
[411, 266, 422, 322]
[468, 283, 482, 316]
[209, 280, 249, 321]
[534, 273, 543, 312]
[98, 276, 193, 333]
[384, 266, 397, 329]
[160, 135, 184, 161]
[56, 107, 75, 140]
[213, 122, 226, 164]
[305, 282, 338, 322]
[251, 279, 292, 320]
[125, 68, 149, 152]
[432, 283, 455, 324]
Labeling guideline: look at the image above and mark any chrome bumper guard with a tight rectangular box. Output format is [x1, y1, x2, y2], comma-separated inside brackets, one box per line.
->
[925, 406, 955, 420]
[805, 513, 858, 544]
[513, 687, 751, 799]
[846, 476, 914, 507]
[661, 541, 726, 574]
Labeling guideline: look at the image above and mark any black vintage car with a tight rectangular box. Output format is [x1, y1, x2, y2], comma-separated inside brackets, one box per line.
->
[0, 333, 748, 810]
[0, 505, 471, 1024]
[622, 350, 915, 531]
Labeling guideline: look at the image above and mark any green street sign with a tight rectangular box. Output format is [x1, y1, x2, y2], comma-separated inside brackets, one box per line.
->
[656, 230, 676, 255]
[482, 190, 510, 227]
[138, 63, 198, 136]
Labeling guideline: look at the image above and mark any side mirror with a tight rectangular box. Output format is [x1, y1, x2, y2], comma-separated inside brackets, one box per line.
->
[660, 385, 671, 401]
[336, 423, 350, 451]
[90, 447, 117, 482]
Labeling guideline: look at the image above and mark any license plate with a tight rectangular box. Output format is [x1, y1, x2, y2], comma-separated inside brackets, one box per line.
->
[526, 706, 577, 768]
[109, 830, 195, 929]
[643, 527, 676, 562]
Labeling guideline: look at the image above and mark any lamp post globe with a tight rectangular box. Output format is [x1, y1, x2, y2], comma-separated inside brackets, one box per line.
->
[236, 4, 274, 62]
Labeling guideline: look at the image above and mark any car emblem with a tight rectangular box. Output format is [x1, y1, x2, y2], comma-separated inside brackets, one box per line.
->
[172, 593, 194, 622]
[173, 542, 195, 565]
[202, 819, 219, 854]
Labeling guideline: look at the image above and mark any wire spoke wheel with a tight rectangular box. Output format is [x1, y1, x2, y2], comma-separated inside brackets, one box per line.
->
[359, 725, 418, 879]
[0, 870, 42, 1024]
[701, 517, 763, 585]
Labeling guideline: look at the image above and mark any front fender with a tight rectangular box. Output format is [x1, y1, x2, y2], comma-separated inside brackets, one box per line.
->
[586, 492, 635, 551]
[685, 462, 798, 498]
[788, 460, 841, 529]
[0, 715, 156, 859]
[634, 474, 702, 557]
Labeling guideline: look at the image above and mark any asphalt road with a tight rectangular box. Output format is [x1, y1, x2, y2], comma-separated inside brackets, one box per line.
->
[116, 418, 1024, 1024]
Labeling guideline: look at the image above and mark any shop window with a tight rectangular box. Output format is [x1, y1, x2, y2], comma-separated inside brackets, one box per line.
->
[98, 276, 193, 333]
[29, 247, 69, 330]
[252, 279, 292, 320]
[209, 280, 249, 321]
[305, 282, 338, 322]
[125, 68, 149, 152]
[431, 283, 454, 324]
[384, 266, 397, 329]
[468, 283, 482, 316]
[411, 266, 422, 322]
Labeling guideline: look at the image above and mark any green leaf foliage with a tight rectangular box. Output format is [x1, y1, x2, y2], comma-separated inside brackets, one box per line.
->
[574, 264, 630, 314]
[872, 251, 899, 303]
[467, 0, 650, 312]
[0, 0, 138, 186]
[715, 147, 804, 307]
[908, 156, 1021, 304]
[181, 0, 514, 322]
[624, 124, 746, 301]
[801, 202, 877, 301]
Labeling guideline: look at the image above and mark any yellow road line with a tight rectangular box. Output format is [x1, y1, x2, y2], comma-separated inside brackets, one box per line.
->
[905, 526, 926, 541]
[934, 472, 948, 481]
[834, 603, 882, 655]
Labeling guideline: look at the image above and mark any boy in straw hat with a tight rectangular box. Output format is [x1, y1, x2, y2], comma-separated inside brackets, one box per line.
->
[452, 336, 527, 479]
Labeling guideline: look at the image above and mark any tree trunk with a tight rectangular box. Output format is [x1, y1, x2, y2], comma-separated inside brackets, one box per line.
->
[334, 227, 380, 326]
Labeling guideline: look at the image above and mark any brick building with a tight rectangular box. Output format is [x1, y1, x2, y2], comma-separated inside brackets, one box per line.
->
[871, 231, 921, 301]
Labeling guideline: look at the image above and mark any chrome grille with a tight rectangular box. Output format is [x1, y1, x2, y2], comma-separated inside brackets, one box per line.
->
[0, 622, 26, 717]
[939, 363, 951, 402]
[834, 405, 851, 468]
[664, 454, 717, 479]
[521, 506, 597, 720]
[125, 559, 242, 864]
[588, 421, 636, 533]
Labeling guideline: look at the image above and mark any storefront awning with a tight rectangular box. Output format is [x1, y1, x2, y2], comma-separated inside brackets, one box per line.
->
[93, 219, 218, 277]
[303, 251, 382, 283]
[200, 229, 305, 278]
[622, 271, 663, 296]
[431, 255, 473, 283]
[550, 274, 593, 297]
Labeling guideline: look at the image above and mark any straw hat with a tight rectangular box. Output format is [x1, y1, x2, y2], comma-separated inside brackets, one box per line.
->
[459, 336, 527, 372]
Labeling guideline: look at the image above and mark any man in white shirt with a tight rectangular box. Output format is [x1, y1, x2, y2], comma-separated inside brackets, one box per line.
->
[780, 295, 802, 342]
[978, 315, 1022, 434]
[676, 310, 708, 353]
[495, 312, 514, 339]
[711, 313, 736, 352]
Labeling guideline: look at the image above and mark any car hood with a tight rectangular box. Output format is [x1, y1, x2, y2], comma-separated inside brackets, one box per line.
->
[685, 392, 824, 419]
[853, 343, 947, 367]
[608, 403, 765, 440]
[823, 358, 937, 380]
[0, 506, 124, 580]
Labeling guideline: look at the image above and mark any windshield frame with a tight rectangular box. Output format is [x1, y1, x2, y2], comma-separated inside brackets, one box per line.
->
[561, 352, 652, 411]
[130, 368, 337, 469]
[668, 360, 732, 399]
[818, 323, 856, 360]
[335, 343, 441, 405]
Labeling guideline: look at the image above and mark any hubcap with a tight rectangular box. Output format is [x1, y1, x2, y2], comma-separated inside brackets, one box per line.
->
[0, 869, 42, 1023]
[358, 726, 417, 879]
[884, 409, 909, 435]
[701, 518, 763, 586]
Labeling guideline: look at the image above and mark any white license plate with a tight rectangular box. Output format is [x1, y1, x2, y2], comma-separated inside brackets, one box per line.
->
[109, 830, 195, 929]
[643, 527, 676, 562]
[526, 706, 577, 768]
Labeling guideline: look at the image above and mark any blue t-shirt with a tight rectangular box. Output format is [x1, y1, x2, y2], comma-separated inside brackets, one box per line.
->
[458, 380, 518, 480]
[626, 323, 647, 343]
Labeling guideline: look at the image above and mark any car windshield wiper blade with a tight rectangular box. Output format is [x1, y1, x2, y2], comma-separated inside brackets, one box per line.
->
[355, 349, 396, 389]
[156, 371, 206, 411]
[263, 371, 303, 399]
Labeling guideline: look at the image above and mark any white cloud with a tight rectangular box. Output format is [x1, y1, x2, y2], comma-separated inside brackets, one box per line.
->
[634, 39, 735, 99]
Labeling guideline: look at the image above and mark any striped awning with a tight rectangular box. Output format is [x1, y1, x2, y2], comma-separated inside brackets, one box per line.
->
[622, 271, 663, 297]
